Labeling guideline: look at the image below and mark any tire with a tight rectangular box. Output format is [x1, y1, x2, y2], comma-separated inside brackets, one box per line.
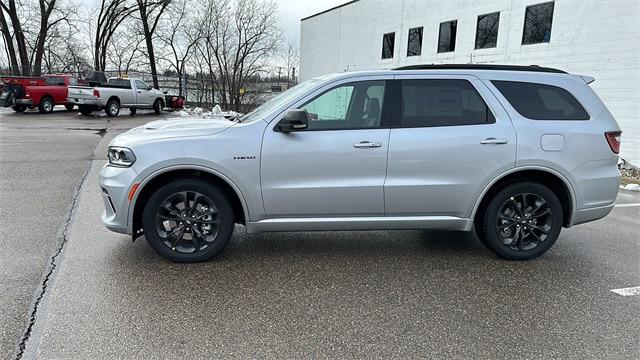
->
[12, 105, 27, 113]
[105, 98, 120, 117]
[65, 104, 74, 111]
[38, 97, 54, 114]
[153, 98, 163, 114]
[79, 105, 93, 116]
[129, 108, 137, 116]
[142, 179, 235, 263]
[480, 182, 563, 260]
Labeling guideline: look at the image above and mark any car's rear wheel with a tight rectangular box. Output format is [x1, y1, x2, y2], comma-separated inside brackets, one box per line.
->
[480, 182, 562, 260]
[153, 99, 163, 114]
[12, 105, 26, 113]
[79, 105, 93, 116]
[105, 98, 120, 117]
[142, 179, 235, 263]
[65, 104, 74, 111]
[38, 97, 54, 113]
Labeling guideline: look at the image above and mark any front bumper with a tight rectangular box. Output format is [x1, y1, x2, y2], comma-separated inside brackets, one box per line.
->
[99, 164, 139, 235]
[68, 97, 101, 106]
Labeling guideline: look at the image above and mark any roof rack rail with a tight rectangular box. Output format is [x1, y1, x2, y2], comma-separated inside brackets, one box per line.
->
[393, 64, 567, 74]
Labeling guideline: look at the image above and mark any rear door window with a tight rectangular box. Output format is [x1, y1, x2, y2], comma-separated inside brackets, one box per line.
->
[398, 79, 495, 128]
[492, 80, 589, 120]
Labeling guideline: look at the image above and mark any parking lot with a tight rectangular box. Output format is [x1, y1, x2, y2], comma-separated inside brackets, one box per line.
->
[1, 109, 639, 359]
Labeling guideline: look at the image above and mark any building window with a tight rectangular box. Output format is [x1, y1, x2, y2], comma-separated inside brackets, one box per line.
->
[407, 27, 423, 56]
[438, 20, 457, 53]
[475, 12, 500, 49]
[492, 81, 589, 120]
[382, 32, 395, 59]
[522, 2, 554, 45]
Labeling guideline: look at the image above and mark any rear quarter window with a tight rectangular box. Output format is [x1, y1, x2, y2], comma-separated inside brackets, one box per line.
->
[492, 80, 589, 120]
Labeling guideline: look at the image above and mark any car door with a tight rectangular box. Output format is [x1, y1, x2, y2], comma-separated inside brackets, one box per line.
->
[384, 74, 517, 219]
[134, 80, 154, 107]
[45, 77, 66, 104]
[261, 78, 392, 217]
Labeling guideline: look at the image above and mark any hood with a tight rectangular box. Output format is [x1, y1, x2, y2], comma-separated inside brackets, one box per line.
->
[111, 117, 235, 147]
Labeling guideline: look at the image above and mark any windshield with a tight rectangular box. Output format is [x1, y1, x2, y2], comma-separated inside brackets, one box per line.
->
[240, 79, 321, 123]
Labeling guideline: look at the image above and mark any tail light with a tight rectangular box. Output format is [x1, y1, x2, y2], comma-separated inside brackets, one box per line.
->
[93, 88, 100, 97]
[605, 131, 622, 154]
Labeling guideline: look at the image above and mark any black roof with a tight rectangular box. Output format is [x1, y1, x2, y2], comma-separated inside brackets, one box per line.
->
[394, 64, 567, 74]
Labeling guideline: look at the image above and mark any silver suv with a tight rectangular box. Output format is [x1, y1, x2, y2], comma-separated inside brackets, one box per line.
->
[99, 65, 622, 262]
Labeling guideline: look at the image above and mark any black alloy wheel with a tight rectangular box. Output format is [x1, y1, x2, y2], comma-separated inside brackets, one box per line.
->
[496, 193, 552, 251]
[480, 182, 562, 260]
[142, 179, 234, 262]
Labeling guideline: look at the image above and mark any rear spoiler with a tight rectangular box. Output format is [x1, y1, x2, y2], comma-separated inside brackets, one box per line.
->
[578, 75, 595, 84]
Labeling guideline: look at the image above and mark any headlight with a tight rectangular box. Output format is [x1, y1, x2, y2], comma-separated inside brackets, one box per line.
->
[108, 146, 136, 167]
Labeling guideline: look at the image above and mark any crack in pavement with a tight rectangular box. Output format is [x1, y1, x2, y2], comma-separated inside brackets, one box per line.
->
[13, 128, 107, 360]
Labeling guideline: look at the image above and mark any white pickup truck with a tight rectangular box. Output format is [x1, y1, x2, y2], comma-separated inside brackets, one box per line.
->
[67, 77, 165, 117]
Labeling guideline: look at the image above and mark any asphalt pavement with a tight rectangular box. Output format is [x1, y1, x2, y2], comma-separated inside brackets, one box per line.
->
[1, 109, 639, 359]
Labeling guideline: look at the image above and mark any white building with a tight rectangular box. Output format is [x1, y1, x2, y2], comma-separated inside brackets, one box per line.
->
[300, 0, 640, 165]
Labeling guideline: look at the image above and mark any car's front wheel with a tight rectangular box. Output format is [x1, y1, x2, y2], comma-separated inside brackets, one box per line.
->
[153, 99, 163, 114]
[480, 182, 563, 260]
[142, 179, 235, 263]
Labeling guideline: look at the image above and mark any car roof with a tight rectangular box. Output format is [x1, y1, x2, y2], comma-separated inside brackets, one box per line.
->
[313, 64, 576, 83]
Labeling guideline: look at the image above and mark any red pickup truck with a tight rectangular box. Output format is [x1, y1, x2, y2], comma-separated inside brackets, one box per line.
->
[0, 74, 78, 113]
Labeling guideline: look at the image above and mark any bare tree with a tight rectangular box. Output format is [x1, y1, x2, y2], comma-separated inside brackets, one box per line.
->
[136, 0, 170, 89]
[280, 41, 298, 87]
[157, 0, 201, 96]
[0, 0, 74, 75]
[0, 7, 19, 74]
[107, 23, 146, 75]
[0, 0, 31, 75]
[94, 0, 137, 70]
[195, 0, 280, 111]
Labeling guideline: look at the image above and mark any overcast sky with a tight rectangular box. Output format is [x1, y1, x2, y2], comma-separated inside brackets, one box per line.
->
[275, 0, 350, 46]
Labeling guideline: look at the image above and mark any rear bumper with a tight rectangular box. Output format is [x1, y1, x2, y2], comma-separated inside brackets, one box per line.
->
[569, 203, 615, 226]
[15, 99, 33, 106]
[67, 97, 101, 106]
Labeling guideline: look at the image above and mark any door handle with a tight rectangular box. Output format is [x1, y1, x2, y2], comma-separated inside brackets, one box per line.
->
[480, 138, 508, 145]
[353, 141, 382, 148]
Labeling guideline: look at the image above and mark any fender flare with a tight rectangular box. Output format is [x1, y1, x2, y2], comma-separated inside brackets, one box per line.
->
[470, 165, 578, 222]
[127, 164, 250, 233]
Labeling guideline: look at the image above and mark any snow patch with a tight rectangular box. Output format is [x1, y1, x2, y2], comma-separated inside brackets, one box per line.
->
[169, 105, 242, 120]
[622, 183, 640, 192]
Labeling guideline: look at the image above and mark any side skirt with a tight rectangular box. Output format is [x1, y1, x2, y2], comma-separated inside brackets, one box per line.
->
[245, 216, 473, 234]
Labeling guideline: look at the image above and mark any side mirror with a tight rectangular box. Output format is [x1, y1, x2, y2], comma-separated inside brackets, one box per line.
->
[147, 85, 153, 91]
[276, 109, 309, 132]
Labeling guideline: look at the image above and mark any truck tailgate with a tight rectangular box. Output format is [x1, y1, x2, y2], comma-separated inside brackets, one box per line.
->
[68, 86, 94, 99]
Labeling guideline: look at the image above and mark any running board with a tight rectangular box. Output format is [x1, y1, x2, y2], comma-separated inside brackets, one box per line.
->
[245, 216, 473, 233]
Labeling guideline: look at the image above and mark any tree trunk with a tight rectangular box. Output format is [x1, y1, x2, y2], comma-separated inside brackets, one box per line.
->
[0, 8, 20, 75]
[5, 0, 31, 75]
